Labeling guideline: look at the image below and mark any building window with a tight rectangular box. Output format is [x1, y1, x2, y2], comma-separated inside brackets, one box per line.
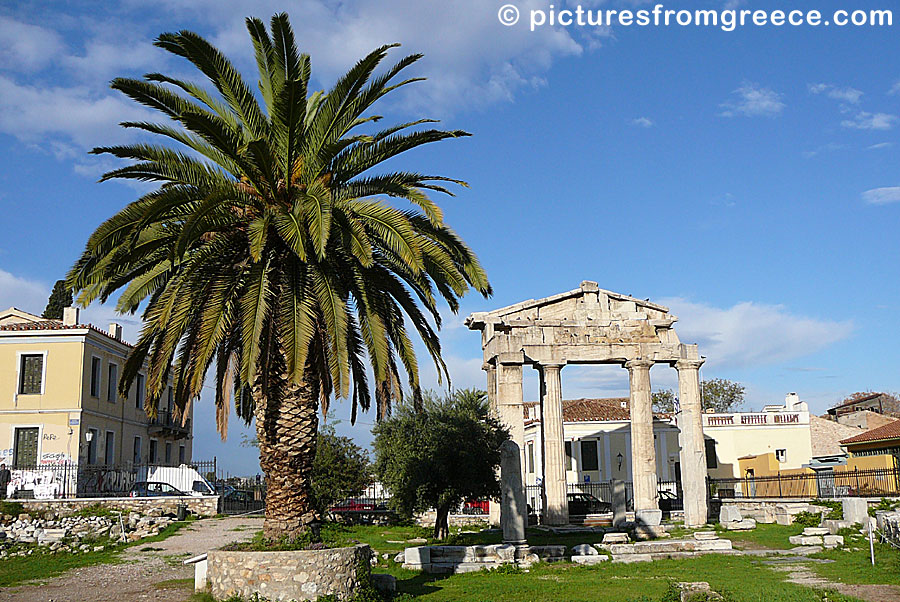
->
[135, 374, 145, 410]
[580, 440, 599, 471]
[527, 442, 535, 474]
[149, 439, 158, 464]
[90, 357, 101, 397]
[18, 354, 44, 395]
[165, 442, 172, 465]
[87, 428, 99, 464]
[167, 387, 174, 413]
[705, 439, 717, 469]
[13, 427, 39, 468]
[178, 445, 186, 465]
[775, 449, 787, 463]
[107, 363, 118, 403]
[564, 441, 574, 471]
[133, 436, 142, 465]
[105, 431, 115, 464]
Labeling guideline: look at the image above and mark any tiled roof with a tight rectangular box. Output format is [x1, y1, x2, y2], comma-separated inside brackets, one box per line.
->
[525, 397, 669, 423]
[809, 415, 864, 457]
[0, 320, 132, 347]
[840, 419, 900, 445]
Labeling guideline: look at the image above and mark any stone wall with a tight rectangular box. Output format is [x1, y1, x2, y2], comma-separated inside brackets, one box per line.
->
[21, 495, 220, 517]
[207, 545, 371, 602]
[415, 510, 491, 528]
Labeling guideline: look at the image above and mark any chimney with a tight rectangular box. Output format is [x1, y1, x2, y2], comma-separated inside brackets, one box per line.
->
[785, 392, 800, 410]
[62, 307, 80, 326]
[109, 322, 123, 341]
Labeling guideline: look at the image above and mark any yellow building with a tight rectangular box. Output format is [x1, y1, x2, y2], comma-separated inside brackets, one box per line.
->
[0, 307, 192, 479]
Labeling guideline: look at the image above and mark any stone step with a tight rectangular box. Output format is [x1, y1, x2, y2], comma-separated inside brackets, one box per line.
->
[608, 538, 732, 556]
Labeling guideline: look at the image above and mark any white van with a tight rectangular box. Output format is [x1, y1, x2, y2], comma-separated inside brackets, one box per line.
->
[136, 464, 215, 496]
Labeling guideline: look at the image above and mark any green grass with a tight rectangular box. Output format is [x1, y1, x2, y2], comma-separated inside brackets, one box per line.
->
[810, 539, 900, 586]
[373, 555, 863, 602]
[0, 516, 198, 588]
[0, 545, 122, 588]
[716, 523, 804, 550]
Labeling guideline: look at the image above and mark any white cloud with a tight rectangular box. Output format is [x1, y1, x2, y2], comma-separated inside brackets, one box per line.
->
[0, 75, 155, 156]
[719, 82, 785, 118]
[631, 116, 653, 128]
[0, 269, 48, 313]
[0, 16, 65, 72]
[156, 0, 583, 112]
[841, 112, 898, 131]
[868, 142, 893, 150]
[808, 83, 863, 104]
[658, 297, 853, 369]
[888, 81, 900, 96]
[862, 186, 900, 205]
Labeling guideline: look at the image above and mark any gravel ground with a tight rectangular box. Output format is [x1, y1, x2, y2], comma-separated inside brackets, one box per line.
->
[0, 516, 263, 602]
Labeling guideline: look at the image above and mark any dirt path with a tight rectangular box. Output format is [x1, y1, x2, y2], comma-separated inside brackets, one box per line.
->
[0, 516, 263, 602]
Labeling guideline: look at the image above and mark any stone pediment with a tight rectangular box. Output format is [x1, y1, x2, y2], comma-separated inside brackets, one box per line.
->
[466, 281, 699, 366]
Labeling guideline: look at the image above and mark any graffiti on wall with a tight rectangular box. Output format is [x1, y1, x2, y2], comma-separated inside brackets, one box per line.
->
[77, 466, 137, 496]
[7, 469, 68, 500]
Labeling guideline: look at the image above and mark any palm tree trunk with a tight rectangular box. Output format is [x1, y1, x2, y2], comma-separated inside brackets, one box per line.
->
[254, 369, 320, 542]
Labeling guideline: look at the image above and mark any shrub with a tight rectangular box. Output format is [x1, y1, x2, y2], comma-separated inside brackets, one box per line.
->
[812, 499, 843, 521]
[868, 497, 900, 517]
[793, 511, 821, 528]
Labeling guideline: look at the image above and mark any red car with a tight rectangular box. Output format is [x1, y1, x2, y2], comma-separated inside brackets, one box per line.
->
[329, 498, 375, 512]
[463, 499, 489, 515]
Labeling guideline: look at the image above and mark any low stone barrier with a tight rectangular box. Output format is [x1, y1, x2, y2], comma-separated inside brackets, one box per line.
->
[207, 545, 371, 601]
[402, 544, 566, 573]
[20, 495, 220, 518]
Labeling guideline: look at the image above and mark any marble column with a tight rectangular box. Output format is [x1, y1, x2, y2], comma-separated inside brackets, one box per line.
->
[496, 362, 525, 452]
[626, 358, 660, 525]
[539, 361, 568, 526]
[677, 358, 708, 527]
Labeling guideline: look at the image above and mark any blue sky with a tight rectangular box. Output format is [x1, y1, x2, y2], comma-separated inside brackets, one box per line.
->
[0, 0, 898, 475]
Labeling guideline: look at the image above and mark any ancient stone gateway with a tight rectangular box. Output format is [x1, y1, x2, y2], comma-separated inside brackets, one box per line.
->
[466, 281, 708, 527]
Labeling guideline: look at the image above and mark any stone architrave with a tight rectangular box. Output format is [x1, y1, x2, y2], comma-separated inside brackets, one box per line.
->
[611, 479, 627, 527]
[466, 282, 707, 531]
[676, 358, 708, 527]
[500, 440, 527, 545]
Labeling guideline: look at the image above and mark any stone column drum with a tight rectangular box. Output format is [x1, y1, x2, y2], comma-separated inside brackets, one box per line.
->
[676, 358, 709, 527]
[500, 440, 527, 544]
[540, 362, 569, 526]
[626, 359, 660, 525]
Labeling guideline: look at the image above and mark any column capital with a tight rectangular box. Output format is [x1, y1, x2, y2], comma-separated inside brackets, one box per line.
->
[539, 361, 566, 372]
[625, 358, 654, 370]
[675, 358, 705, 371]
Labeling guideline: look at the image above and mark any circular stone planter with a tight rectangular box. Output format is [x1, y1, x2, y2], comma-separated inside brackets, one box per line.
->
[207, 544, 371, 601]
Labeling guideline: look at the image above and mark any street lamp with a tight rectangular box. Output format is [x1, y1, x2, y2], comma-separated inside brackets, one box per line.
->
[617, 452, 624, 472]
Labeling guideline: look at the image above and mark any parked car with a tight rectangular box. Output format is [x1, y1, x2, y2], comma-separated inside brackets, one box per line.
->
[329, 498, 375, 513]
[142, 465, 215, 496]
[567, 492, 611, 515]
[129, 481, 188, 497]
[462, 499, 489, 515]
[658, 490, 681, 512]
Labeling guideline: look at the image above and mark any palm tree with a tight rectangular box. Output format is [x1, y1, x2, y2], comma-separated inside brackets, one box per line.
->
[67, 13, 491, 542]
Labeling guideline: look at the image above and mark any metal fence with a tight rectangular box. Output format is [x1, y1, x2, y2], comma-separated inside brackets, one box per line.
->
[5, 460, 218, 499]
[525, 479, 683, 520]
[709, 467, 900, 500]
